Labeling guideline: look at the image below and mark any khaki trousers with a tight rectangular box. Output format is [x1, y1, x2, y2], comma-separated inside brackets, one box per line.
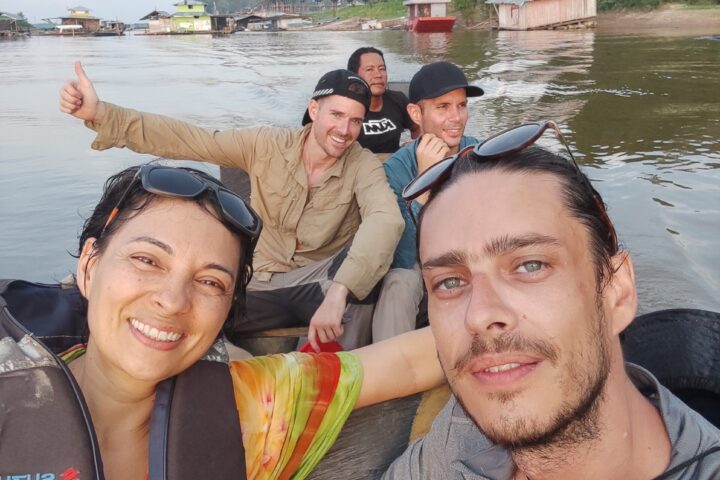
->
[372, 266, 424, 342]
[233, 247, 375, 350]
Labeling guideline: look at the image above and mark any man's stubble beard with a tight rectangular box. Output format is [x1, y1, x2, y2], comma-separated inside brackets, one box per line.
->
[442, 298, 611, 464]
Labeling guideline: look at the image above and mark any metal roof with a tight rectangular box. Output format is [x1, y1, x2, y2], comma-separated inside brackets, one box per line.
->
[234, 14, 265, 20]
[0, 12, 22, 20]
[265, 12, 304, 19]
[59, 15, 99, 20]
[139, 10, 171, 20]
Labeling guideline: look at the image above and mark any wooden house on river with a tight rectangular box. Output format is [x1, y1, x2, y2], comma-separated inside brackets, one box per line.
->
[139, 10, 173, 34]
[139, 1, 236, 34]
[486, 0, 596, 30]
[171, 0, 212, 32]
[0, 12, 29, 38]
[42, 6, 125, 36]
[57, 6, 100, 33]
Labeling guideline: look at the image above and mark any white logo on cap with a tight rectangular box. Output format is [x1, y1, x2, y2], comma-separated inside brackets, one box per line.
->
[312, 88, 334, 98]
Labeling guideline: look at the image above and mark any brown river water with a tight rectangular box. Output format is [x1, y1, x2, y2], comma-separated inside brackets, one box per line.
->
[0, 30, 718, 313]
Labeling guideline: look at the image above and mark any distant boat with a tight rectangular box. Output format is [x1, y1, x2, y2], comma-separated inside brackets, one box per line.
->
[411, 16, 456, 32]
[403, 0, 455, 32]
[94, 20, 126, 36]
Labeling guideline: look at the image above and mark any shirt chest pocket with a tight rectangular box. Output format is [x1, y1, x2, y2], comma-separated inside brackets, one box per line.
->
[298, 188, 358, 248]
[255, 173, 298, 229]
[310, 187, 353, 211]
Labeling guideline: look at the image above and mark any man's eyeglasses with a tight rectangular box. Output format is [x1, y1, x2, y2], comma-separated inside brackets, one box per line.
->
[102, 164, 262, 244]
[402, 120, 617, 252]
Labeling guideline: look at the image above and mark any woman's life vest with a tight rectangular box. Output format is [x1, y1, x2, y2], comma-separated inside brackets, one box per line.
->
[0, 279, 246, 480]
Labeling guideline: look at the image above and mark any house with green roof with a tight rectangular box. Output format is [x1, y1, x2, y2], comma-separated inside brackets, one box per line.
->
[0, 11, 29, 37]
[172, 0, 211, 32]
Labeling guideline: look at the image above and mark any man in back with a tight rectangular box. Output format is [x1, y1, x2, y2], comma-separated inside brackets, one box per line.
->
[59, 62, 404, 351]
[347, 46, 419, 158]
[374, 62, 483, 341]
[384, 126, 720, 478]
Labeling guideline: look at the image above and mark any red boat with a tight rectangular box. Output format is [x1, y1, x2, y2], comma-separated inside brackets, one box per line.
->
[404, 0, 456, 32]
[411, 16, 456, 32]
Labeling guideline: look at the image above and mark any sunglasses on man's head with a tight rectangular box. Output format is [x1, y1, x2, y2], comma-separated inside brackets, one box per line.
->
[402, 120, 617, 252]
[102, 165, 262, 243]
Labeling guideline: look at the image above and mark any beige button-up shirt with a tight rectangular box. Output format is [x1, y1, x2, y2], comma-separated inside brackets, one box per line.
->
[86, 103, 403, 299]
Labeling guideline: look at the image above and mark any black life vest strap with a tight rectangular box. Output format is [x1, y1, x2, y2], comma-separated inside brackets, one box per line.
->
[149, 376, 176, 480]
[155, 360, 247, 480]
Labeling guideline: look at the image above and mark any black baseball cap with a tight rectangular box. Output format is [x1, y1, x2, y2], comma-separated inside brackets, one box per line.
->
[301, 69, 372, 126]
[408, 62, 484, 104]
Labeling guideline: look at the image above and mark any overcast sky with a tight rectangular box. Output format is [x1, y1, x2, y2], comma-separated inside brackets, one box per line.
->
[0, 0, 179, 23]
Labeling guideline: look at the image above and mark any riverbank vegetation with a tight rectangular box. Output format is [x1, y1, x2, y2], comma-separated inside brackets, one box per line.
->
[307, 0, 719, 28]
[218, 0, 718, 24]
[598, 0, 718, 12]
[307, 0, 493, 25]
[309, 0, 406, 22]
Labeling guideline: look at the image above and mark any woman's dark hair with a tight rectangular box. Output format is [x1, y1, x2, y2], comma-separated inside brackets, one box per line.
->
[417, 146, 619, 288]
[347, 46, 385, 73]
[78, 165, 254, 331]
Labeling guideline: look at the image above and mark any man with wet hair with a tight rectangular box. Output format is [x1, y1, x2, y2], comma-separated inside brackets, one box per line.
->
[373, 62, 483, 342]
[59, 62, 404, 352]
[347, 46, 419, 156]
[383, 130, 720, 478]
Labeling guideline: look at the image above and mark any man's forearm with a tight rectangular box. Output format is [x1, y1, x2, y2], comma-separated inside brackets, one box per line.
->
[333, 210, 403, 300]
[325, 281, 349, 303]
[85, 102, 253, 171]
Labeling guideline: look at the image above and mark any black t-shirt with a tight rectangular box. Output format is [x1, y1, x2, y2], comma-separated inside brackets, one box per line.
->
[357, 90, 414, 154]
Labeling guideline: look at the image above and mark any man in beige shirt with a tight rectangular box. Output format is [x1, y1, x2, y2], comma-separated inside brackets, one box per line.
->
[59, 62, 404, 351]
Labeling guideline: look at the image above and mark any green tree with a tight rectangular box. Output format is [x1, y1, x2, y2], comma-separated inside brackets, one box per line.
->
[452, 0, 477, 25]
[15, 11, 32, 29]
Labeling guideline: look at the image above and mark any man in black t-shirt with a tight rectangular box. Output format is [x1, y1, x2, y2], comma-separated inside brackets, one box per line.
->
[348, 47, 419, 156]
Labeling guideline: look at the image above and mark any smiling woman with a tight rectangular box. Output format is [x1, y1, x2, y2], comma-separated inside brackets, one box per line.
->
[0, 164, 443, 480]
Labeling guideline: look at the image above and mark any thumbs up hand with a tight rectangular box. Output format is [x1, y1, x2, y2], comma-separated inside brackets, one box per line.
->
[59, 61, 105, 123]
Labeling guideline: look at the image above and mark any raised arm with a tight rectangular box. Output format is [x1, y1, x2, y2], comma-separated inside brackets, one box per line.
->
[353, 327, 445, 409]
[59, 61, 260, 171]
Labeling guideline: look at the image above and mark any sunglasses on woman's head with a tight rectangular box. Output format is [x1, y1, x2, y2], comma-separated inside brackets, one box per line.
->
[102, 165, 262, 243]
[402, 120, 617, 252]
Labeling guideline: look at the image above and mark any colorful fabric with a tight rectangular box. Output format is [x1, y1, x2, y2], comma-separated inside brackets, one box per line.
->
[60, 343, 87, 363]
[61, 346, 363, 480]
[231, 352, 363, 480]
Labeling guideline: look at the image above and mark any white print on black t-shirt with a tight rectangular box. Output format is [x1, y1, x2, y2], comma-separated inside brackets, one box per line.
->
[363, 118, 398, 135]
